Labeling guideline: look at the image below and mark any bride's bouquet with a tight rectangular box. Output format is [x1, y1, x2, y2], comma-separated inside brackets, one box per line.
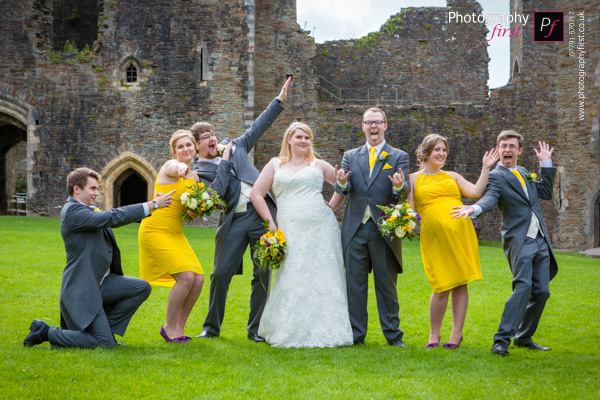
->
[252, 221, 287, 271]
[377, 195, 420, 240]
[180, 181, 226, 223]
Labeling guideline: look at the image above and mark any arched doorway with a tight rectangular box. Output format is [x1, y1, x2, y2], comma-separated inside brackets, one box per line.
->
[100, 151, 157, 210]
[113, 168, 148, 207]
[0, 115, 27, 215]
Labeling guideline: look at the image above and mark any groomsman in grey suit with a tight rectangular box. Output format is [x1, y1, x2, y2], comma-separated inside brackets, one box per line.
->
[191, 77, 290, 342]
[24, 167, 174, 348]
[451, 130, 557, 356]
[334, 107, 410, 346]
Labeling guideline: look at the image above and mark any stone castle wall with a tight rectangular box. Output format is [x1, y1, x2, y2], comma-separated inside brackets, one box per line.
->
[0, 0, 598, 249]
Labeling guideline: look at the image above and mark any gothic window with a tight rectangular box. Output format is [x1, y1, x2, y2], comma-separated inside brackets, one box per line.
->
[513, 58, 520, 78]
[119, 57, 141, 90]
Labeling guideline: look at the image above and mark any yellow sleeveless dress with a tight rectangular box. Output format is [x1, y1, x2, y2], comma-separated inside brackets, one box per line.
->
[414, 171, 481, 293]
[138, 175, 203, 287]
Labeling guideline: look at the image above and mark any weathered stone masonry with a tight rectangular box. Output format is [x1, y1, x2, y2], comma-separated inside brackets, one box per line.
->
[0, 0, 598, 250]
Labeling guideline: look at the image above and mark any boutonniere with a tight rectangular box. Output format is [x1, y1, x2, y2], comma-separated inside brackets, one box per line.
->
[93, 208, 101, 212]
[216, 143, 226, 157]
[526, 172, 538, 183]
[378, 151, 390, 162]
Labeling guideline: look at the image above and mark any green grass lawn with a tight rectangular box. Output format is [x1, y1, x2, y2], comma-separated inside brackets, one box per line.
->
[1, 216, 599, 399]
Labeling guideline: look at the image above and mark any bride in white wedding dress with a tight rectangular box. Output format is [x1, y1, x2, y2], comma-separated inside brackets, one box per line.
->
[250, 122, 353, 348]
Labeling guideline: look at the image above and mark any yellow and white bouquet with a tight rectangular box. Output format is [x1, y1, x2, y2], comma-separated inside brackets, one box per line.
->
[377, 195, 420, 240]
[180, 181, 227, 223]
[252, 221, 287, 271]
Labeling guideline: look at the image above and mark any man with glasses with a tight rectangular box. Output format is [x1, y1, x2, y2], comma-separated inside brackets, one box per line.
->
[334, 107, 410, 346]
[451, 130, 557, 356]
[190, 77, 291, 342]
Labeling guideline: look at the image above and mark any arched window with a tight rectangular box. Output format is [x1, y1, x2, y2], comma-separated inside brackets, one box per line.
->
[119, 57, 142, 90]
[513, 58, 520, 78]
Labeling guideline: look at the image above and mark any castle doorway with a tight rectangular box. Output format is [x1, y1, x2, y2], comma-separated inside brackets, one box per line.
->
[113, 168, 148, 208]
[0, 118, 27, 215]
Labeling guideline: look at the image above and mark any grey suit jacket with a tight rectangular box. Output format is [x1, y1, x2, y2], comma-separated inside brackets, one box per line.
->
[334, 143, 410, 272]
[475, 165, 558, 280]
[193, 98, 284, 272]
[59, 198, 146, 331]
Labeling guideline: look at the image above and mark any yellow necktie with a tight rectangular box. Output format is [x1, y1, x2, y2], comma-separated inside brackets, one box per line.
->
[369, 147, 377, 171]
[512, 169, 526, 189]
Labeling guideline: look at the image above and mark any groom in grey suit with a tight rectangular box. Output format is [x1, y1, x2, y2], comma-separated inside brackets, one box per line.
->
[191, 77, 290, 342]
[334, 107, 410, 346]
[451, 130, 557, 356]
[24, 167, 173, 348]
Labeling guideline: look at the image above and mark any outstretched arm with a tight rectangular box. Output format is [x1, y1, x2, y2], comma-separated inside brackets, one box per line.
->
[451, 147, 499, 198]
[235, 76, 291, 152]
[249, 159, 277, 231]
[450, 172, 502, 219]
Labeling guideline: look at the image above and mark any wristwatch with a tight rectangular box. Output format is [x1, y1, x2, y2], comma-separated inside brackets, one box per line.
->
[152, 200, 159, 209]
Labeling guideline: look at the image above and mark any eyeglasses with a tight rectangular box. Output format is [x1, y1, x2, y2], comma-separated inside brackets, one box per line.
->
[199, 132, 216, 141]
[499, 144, 519, 150]
[363, 120, 385, 126]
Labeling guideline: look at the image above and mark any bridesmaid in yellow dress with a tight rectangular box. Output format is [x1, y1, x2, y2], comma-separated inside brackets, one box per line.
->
[139, 130, 204, 343]
[408, 134, 498, 349]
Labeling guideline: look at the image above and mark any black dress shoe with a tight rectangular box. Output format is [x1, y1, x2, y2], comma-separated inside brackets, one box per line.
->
[24, 319, 49, 347]
[195, 330, 219, 339]
[388, 337, 407, 347]
[247, 333, 266, 343]
[491, 341, 509, 356]
[513, 339, 551, 351]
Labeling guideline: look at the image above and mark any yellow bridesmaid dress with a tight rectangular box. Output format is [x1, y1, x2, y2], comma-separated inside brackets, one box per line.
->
[414, 171, 481, 293]
[139, 175, 203, 287]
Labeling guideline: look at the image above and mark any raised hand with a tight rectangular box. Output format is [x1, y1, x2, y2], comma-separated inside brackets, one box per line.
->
[276, 76, 292, 103]
[155, 189, 176, 208]
[533, 141, 553, 161]
[222, 141, 234, 161]
[388, 168, 405, 188]
[334, 164, 350, 185]
[482, 147, 500, 169]
[449, 205, 474, 219]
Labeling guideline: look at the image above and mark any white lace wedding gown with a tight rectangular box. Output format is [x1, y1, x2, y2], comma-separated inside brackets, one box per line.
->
[258, 159, 353, 348]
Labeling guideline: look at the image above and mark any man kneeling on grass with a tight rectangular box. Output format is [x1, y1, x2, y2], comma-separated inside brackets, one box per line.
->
[24, 167, 174, 348]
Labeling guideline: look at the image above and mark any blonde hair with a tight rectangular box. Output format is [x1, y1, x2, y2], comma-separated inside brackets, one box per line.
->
[416, 134, 448, 170]
[363, 107, 387, 123]
[497, 130, 523, 147]
[169, 129, 197, 157]
[279, 122, 316, 164]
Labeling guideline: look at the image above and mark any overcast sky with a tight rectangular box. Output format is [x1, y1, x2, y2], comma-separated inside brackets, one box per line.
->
[297, 0, 510, 89]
